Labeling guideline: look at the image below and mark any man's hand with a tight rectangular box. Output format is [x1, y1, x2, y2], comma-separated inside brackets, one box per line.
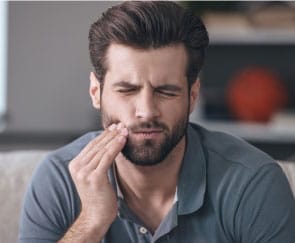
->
[59, 123, 128, 242]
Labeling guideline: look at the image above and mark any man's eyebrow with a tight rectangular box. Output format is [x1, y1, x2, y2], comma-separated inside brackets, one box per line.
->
[112, 81, 182, 91]
[112, 81, 138, 88]
[156, 84, 182, 92]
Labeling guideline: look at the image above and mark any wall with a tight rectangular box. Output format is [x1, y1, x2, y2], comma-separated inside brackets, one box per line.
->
[3, 2, 295, 159]
[6, 1, 117, 135]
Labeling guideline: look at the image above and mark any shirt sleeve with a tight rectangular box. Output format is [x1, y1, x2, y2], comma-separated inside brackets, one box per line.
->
[235, 163, 295, 243]
[18, 155, 80, 242]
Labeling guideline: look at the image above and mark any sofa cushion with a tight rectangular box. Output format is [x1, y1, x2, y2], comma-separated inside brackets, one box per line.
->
[0, 150, 48, 243]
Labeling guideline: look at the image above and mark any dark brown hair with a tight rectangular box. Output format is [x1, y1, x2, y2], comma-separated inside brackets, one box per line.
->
[89, 1, 209, 88]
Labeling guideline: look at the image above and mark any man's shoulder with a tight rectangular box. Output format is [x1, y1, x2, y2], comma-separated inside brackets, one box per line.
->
[189, 123, 276, 171]
[39, 131, 101, 171]
[51, 131, 100, 161]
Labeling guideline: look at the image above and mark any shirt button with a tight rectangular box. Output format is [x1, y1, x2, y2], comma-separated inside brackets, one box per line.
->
[139, 226, 148, 234]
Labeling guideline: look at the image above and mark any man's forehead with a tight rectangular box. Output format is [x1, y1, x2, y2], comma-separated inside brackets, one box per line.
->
[105, 42, 187, 62]
[104, 43, 188, 80]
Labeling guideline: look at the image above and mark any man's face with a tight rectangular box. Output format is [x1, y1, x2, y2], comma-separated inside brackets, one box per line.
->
[90, 43, 199, 166]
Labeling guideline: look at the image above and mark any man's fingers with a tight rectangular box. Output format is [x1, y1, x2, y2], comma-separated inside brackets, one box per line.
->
[78, 131, 118, 164]
[71, 125, 128, 177]
[85, 128, 128, 174]
[81, 124, 118, 156]
[75, 123, 122, 162]
[94, 132, 127, 175]
[69, 123, 121, 173]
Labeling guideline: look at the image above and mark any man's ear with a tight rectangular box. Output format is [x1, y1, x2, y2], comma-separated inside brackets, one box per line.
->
[89, 72, 101, 109]
[189, 79, 200, 113]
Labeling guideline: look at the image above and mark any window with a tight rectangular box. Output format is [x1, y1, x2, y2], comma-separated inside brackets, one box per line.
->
[0, 1, 7, 131]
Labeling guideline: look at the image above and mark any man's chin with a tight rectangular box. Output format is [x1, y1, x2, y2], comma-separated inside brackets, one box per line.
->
[121, 144, 168, 166]
[121, 154, 165, 167]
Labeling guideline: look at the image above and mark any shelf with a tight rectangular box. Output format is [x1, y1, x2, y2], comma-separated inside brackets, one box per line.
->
[190, 116, 295, 143]
[190, 105, 295, 143]
[208, 27, 295, 45]
[188, 6, 295, 144]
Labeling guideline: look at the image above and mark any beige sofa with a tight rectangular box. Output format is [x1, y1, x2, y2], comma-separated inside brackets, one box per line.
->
[0, 150, 294, 243]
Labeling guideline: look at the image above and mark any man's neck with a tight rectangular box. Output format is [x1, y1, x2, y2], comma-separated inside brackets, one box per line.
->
[114, 136, 186, 232]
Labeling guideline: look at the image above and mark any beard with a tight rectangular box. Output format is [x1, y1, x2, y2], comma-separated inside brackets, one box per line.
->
[100, 107, 189, 166]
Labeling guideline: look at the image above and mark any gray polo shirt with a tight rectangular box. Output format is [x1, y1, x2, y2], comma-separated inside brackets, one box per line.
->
[19, 123, 295, 242]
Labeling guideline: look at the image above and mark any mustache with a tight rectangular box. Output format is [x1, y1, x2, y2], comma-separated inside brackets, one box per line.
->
[128, 121, 168, 133]
[102, 115, 167, 132]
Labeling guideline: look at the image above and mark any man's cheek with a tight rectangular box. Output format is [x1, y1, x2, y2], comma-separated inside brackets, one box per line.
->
[101, 112, 122, 129]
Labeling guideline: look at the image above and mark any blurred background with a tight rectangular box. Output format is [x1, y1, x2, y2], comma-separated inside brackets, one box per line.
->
[0, 1, 295, 160]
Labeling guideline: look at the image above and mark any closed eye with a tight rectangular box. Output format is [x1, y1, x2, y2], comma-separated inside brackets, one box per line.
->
[155, 85, 182, 97]
[156, 89, 178, 97]
[113, 81, 139, 94]
[117, 88, 137, 93]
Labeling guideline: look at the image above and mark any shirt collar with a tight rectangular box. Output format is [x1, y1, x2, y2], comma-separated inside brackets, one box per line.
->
[112, 163, 179, 204]
[112, 162, 124, 199]
[177, 123, 207, 215]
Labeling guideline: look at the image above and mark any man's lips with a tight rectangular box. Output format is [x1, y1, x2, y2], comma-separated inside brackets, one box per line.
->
[130, 129, 163, 139]
[132, 129, 163, 133]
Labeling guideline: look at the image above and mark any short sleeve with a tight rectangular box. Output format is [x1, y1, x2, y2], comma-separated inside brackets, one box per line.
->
[18, 155, 80, 242]
[235, 163, 295, 243]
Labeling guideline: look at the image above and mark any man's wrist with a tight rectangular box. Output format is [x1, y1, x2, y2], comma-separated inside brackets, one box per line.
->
[58, 213, 111, 243]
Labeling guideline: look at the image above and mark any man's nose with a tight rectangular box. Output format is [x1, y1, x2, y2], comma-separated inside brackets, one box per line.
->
[135, 90, 160, 120]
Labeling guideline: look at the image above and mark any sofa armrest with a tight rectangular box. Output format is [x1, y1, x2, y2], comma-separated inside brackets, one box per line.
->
[277, 160, 295, 197]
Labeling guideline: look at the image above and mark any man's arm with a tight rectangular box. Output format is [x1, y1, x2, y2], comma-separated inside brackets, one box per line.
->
[19, 124, 128, 243]
[58, 123, 128, 242]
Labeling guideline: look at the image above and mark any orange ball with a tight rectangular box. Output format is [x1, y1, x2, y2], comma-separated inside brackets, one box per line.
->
[227, 67, 288, 122]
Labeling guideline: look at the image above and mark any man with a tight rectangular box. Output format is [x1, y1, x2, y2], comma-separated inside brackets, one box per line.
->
[19, 1, 295, 243]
